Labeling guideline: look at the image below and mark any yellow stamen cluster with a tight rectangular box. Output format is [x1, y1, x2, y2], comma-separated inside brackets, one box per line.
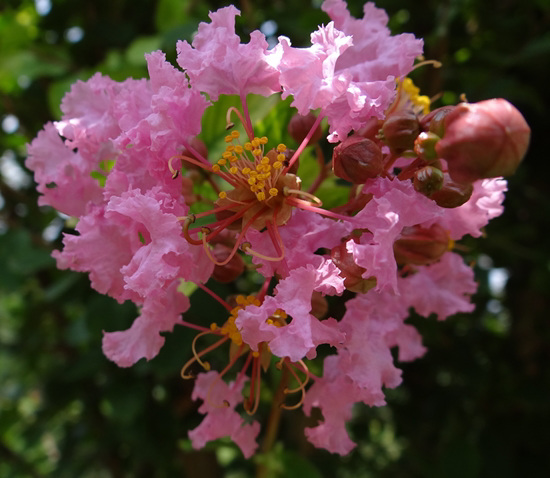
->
[401, 77, 431, 115]
[215, 131, 288, 203]
[210, 294, 261, 346]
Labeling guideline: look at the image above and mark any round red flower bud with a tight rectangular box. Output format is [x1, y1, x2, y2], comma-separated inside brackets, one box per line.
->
[382, 112, 420, 153]
[393, 224, 451, 266]
[435, 99, 530, 183]
[211, 244, 245, 283]
[287, 112, 322, 144]
[332, 135, 383, 183]
[413, 166, 444, 197]
[330, 241, 377, 293]
[429, 172, 473, 208]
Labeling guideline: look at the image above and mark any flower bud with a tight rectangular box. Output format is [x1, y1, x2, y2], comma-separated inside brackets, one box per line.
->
[420, 105, 455, 137]
[211, 244, 245, 283]
[310, 291, 329, 320]
[435, 99, 530, 183]
[287, 112, 322, 144]
[332, 135, 383, 183]
[413, 166, 444, 197]
[330, 241, 377, 293]
[382, 112, 420, 152]
[393, 224, 451, 266]
[428, 172, 473, 208]
[414, 132, 440, 161]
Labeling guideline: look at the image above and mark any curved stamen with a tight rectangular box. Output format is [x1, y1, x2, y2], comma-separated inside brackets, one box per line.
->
[169, 154, 212, 173]
[180, 334, 228, 379]
[226, 106, 254, 140]
[283, 187, 323, 206]
[281, 360, 307, 410]
[181, 139, 212, 167]
[242, 242, 285, 262]
[182, 216, 204, 246]
[285, 197, 351, 221]
[284, 360, 310, 394]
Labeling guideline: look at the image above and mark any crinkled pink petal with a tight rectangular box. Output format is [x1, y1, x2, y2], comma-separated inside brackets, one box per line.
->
[176, 6, 280, 100]
[322, 1, 423, 81]
[278, 23, 353, 114]
[435, 178, 507, 239]
[102, 282, 190, 367]
[236, 264, 345, 362]
[25, 123, 104, 217]
[52, 205, 141, 302]
[106, 188, 212, 297]
[188, 372, 260, 458]
[400, 252, 477, 319]
[245, 209, 354, 278]
[350, 177, 442, 292]
[303, 355, 385, 455]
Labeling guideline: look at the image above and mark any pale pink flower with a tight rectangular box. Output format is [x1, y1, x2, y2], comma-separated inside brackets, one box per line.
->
[400, 252, 477, 319]
[435, 178, 507, 239]
[176, 6, 281, 101]
[236, 263, 345, 362]
[349, 177, 443, 292]
[102, 282, 190, 367]
[276, 0, 423, 141]
[245, 209, 354, 278]
[26, 122, 104, 217]
[188, 371, 261, 458]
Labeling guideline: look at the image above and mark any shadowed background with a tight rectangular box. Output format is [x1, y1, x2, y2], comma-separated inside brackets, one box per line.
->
[1, 0, 548, 476]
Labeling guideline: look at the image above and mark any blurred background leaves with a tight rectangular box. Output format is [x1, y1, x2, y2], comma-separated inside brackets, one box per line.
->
[1, 0, 549, 476]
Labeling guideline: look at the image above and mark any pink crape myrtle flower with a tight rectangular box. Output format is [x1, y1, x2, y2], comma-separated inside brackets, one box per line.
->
[236, 263, 345, 363]
[348, 177, 443, 293]
[275, 0, 423, 141]
[188, 371, 261, 458]
[177, 5, 281, 101]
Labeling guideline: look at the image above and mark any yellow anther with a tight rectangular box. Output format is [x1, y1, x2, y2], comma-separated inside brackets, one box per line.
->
[228, 155, 238, 163]
[269, 188, 278, 197]
[277, 144, 287, 153]
[273, 161, 282, 169]
[218, 158, 227, 166]
[231, 130, 240, 138]
[256, 191, 266, 201]
[225, 135, 233, 143]
[212, 164, 221, 172]
[210, 323, 218, 331]
[234, 145, 244, 154]
[236, 295, 246, 305]
[252, 148, 262, 156]
[229, 166, 238, 174]
[277, 153, 285, 162]
[261, 157, 270, 165]
[251, 138, 261, 148]
[249, 170, 258, 176]
[248, 177, 257, 185]
[250, 185, 258, 192]
[417, 95, 431, 114]
[260, 136, 268, 144]
[242, 167, 251, 175]
[226, 145, 235, 152]
[222, 151, 233, 159]
[257, 181, 265, 189]
[218, 191, 227, 199]
[244, 142, 253, 151]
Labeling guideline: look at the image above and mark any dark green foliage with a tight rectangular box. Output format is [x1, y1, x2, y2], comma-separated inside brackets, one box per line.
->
[1, 0, 548, 476]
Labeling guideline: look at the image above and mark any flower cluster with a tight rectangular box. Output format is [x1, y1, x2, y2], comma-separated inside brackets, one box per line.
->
[26, 0, 529, 458]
